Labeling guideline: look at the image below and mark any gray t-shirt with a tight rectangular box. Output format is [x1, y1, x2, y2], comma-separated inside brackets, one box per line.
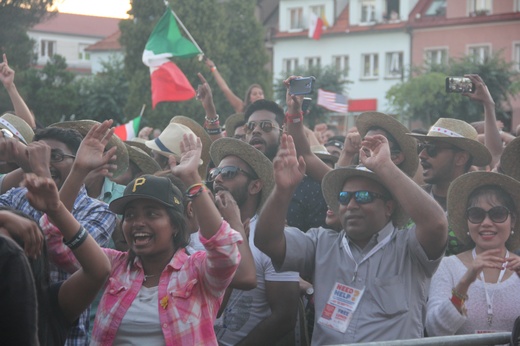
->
[279, 222, 443, 345]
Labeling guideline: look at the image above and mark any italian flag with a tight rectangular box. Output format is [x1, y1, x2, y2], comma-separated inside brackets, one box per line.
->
[114, 116, 141, 141]
[142, 10, 201, 108]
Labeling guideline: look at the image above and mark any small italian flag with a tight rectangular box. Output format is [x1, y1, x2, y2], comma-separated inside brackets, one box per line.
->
[142, 10, 201, 108]
[114, 116, 141, 141]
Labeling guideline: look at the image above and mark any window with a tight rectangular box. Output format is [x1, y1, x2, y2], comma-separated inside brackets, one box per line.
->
[361, 0, 376, 23]
[40, 40, 56, 58]
[289, 7, 303, 30]
[425, 0, 446, 16]
[384, 0, 400, 21]
[385, 52, 403, 78]
[283, 58, 298, 72]
[310, 5, 325, 17]
[514, 43, 520, 71]
[305, 57, 321, 69]
[78, 43, 91, 60]
[362, 53, 379, 78]
[468, 0, 492, 15]
[333, 55, 349, 76]
[425, 48, 448, 65]
[468, 45, 490, 64]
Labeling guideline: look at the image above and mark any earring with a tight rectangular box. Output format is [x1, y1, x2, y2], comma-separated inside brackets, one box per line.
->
[466, 232, 469, 236]
[512, 231, 515, 235]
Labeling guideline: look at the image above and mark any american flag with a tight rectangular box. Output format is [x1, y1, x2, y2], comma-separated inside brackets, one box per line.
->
[317, 89, 348, 113]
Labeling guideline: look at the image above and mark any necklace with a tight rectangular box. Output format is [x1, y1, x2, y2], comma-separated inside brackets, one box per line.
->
[143, 273, 160, 281]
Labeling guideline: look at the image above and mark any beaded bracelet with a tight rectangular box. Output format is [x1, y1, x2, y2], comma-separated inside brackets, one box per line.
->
[205, 114, 220, 124]
[185, 183, 207, 199]
[64, 225, 88, 250]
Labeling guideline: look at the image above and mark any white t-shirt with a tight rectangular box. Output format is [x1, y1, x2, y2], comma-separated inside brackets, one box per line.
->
[215, 215, 299, 346]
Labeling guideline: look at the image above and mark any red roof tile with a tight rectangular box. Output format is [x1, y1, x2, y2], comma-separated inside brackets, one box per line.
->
[31, 12, 120, 38]
[85, 30, 122, 51]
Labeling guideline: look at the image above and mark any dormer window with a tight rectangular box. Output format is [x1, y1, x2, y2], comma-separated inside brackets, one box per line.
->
[468, 0, 492, 16]
[361, 0, 376, 23]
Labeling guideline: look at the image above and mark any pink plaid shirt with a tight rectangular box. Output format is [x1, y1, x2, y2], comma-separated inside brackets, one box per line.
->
[41, 218, 242, 345]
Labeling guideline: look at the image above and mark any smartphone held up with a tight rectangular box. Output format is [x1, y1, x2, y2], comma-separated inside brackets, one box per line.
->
[289, 76, 316, 95]
[445, 77, 475, 94]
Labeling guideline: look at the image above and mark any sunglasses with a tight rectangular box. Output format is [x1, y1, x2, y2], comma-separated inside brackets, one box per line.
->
[207, 166, 258, 182]
[50, 149, 76, 163]
[244, 121, 282, 134]
[417, 142, 458, 157]
[338, 191, 388, 205]
[466, 206, 510, 224]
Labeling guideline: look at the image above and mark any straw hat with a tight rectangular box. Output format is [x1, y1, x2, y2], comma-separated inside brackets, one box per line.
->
[50, 120, 129, 177]
[322, 165, 408, 227]
[311, 145, 338, 164]
[145, 122, 194, 160]
[447, 171, 520, 251]
[210, 137, 274, 209]
[0, 113, 34, 144]
[408, 118, 491, 167]
[125, 138, 153, 156]
[125, 144, 161, 175]
[356, 112, 418, 177]
[224, 113, 245, 138]
[169, 116, 212, 178]
[500, 136, 520, 181]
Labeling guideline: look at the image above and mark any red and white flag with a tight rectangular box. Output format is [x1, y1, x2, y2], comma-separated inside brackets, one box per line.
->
[114, 116, 142, 141]
[317, 89, 348, 113]
[308, 12, 323, 40]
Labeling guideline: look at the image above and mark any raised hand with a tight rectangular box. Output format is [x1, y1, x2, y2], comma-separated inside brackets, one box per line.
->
[283, 76, 303, 115]
[215, 190, 242, 229]
[0, 54, 15, 89]
[359, 134, 391, 171]
[170, 133, 202, 182]
[23, 173, 61, 214]
[273, 134, 306, 191]
[74, 120, 117, 174]
[463, 74, 494, 105]
[0, 208, 43, 259]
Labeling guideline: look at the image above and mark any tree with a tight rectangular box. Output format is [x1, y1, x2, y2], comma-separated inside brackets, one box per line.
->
[274, 64, 351, 128]
[119, 0, 270, 131]
[386, 53, 520, 129]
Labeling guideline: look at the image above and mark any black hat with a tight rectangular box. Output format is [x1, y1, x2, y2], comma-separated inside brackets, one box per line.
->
[109, 175, 183, 214]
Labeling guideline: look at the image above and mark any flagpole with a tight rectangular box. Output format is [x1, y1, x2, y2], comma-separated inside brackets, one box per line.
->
[138, 104, 146, 118]
[164, 1, 204, 56]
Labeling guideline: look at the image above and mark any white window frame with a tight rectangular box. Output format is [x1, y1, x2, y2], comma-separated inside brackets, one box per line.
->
[385, 52, 403, 79]
[40, 40, 56, 58]
[333, 55, 349, 76]
[288, 7, 304, 31]
[513, 42, 520, 71]
[310, 5, 325, 17]
[467, 44, 491, 64]
[305, 57, 321, 69]
[468, 0, 492, 16]
[283, 58, 299, 72]
[424, 47, 448, 65]
[361, 53, 379, 79]
[78, 43, 91, 61]
[360, 0, 376, 24]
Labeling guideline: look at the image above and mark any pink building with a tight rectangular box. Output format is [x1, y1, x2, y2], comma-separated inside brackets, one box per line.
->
[409, 0, 520, 131]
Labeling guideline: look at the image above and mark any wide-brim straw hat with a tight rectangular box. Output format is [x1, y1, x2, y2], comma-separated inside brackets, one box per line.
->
[125, 144, 161, 175]
[322, 165, 408, 227]
[125, 138, 153, 156]
[311, 145, 338, 164]
[356, 111, 418, 177]
[0, 113, 34, 144]
[408, 117, 491, 167]
[210, 137, 274, 209]
[224, 113, 245, 138]
[447, 171, 520, 251]
[169, 116, 212, 178]
[51, 120, 129, 178]
[145, 122, 195, 161]
[500, 136, 520, 181]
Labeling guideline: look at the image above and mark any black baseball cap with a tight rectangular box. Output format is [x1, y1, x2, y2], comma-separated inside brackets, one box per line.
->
[109, 175, 184, 215]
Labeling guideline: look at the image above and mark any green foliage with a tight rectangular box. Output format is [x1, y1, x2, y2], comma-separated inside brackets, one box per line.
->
[120, 0, 270, 131]
[386, 53, 520, 128]
[274, 65, 351, 128]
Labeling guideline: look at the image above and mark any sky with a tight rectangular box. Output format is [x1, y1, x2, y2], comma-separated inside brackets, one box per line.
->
[54, 0, 131, 18]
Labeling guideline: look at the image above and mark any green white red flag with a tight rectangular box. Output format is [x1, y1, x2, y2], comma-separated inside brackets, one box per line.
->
[142, 10, 201, 108]
[114, 116, 141, 141]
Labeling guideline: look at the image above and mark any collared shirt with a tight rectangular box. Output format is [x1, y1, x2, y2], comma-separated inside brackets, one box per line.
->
[279, 222, 444, 345]
[97, 178, 126, 204]
[0, 185, 116, 346]
[40, 219, 242, 346]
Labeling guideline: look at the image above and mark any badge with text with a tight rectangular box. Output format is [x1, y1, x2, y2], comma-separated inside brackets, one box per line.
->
[317, 282, 364, 333]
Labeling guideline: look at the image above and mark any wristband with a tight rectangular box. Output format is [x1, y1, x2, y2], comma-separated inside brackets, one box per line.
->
[64, 225, 88, 250]
[206, 127, 222, 135]
[285, 111, 303, 124]
[185, 183, 207, 199]
[205, 114, 220, 124]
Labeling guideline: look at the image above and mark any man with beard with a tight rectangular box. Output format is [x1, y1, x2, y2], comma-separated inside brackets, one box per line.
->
[0, 122, 117, 345]
[244, 99, 328, 232]
[209, 137, 299, 346]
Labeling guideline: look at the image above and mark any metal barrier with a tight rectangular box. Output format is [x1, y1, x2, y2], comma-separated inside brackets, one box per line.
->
[331, 332, 512, 346]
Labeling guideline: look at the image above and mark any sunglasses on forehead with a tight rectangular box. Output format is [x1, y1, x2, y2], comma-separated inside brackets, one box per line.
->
[338, 190, 388, 205]
[207, 166, 258, 182]
[466, 206, 510, 224]
[244, 121, 282, 134]
[417, 142, 459, 157]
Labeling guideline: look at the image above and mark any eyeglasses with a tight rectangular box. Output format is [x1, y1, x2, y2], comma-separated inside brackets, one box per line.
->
[417, 142, 458, 157]
[207, 166, 258, 182]
[244, 121, 282, 134]
[50, 150, 76, 163]
[338, 190, 388, 205]
[466, 206, 510, 224]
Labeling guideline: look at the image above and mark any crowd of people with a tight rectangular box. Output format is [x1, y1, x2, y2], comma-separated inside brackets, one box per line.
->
[1, 52, 520, 346]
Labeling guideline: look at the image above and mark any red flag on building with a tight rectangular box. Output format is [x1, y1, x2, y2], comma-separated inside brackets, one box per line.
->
[308, 12, 324, 40]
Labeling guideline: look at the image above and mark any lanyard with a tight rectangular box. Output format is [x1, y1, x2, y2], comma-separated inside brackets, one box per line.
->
[471, 248, 509, 326]
[342, 229, 394, 282]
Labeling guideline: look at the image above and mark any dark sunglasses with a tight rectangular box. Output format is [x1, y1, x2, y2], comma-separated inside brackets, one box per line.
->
[466, 206, 510, 224]
[207, 166, 258, 182]
[417, 142, 458, 157]
[244, 121, 282, 134]
[338, 191, 388, 205]
[50, 149, 76, 163]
